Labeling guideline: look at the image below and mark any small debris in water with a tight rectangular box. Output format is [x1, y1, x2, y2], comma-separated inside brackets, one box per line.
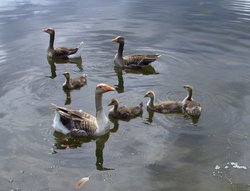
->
[49, 147, 57, 154]
[8, 179, 13, 183]
[20, 170, 24, 174]
[229, 162, 247, 170]
[75, 177, 89, 189]
[215, 165, 220, 170]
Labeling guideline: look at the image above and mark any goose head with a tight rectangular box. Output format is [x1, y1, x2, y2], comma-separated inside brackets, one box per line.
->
[108, 98, 119, 106]
[96, 83, 115, 94]
[144, 91, 155, 98]
[183, 85, 193, 93]
[63, 72, 70, 80]
[112, 36, 124, 44]
[42, 28, 55, 35]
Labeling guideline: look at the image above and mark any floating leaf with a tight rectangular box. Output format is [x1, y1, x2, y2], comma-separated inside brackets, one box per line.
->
[75, 177, 89, 189]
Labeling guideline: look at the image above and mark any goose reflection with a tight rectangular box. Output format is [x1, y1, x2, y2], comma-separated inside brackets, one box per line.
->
[145, 108, 201, 125]
[47, 56, 83, 79]
[113, 65, 158, 93]
[63, 88, 71, 105]
[53, 131, 114, 171]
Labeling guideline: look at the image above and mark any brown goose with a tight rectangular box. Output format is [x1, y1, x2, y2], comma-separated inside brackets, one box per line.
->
[112, 36, 160, 69]
[144, 91, 183, 113]
[182, 85, 202, 116]
[43, 28, 83, 59]
[108, 98, 143, 120]
[51, 83, 115, 137]
[62, 72, 87, 90]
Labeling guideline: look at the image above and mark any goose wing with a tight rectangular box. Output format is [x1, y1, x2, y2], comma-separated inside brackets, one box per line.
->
[123, 54, 160, 66]
[52, 104, 97, 136]
[54, 47, 78, 57]
[155, 101, 183, 113]
[71, 75, 87, 88]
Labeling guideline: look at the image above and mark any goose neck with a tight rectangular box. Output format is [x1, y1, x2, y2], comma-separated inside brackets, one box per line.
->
[95, 93, 104, 119]
[117, 42, 124, 58]
[186, 90, 192, 101]
[147, 96, 155, 108]
[49, 32, 55, 49]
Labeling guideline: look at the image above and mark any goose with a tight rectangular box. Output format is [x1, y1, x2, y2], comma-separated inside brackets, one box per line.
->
[62, 72, 87, 90]
[182, 85, 202, 116]
[43, 28, 83, 59]
[51, 83, 115, 137]
[144, 91, 183, 113]
[108, 98, 143, 120]
[112, 36, 160, 69]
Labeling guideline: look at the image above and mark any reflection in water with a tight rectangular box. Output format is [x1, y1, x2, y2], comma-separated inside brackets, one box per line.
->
[63, 88, 71, 105]
[109, 118, 120, 133]
[113, 66, 124, 93]
[53, 131, 113, 171]
[145, 109, 155, 124]
[113, 65, 158, 93]
[124, 65, 158, 75]
[47, 57, 83, 79]
[145, 108, 200, 125]
[183, 113, 201, 125]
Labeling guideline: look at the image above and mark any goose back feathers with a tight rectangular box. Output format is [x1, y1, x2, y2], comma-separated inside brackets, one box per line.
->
[52, 83, 115, 137]
[63, 72, 87, 90]
[144, 91, 183, 113]
[43, 28, 82, 59]
[112, 36, 160, 69]
[108, 98, 143, 120]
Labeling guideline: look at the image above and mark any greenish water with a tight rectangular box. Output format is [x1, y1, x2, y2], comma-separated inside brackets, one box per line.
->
[0, 0, 250, 190]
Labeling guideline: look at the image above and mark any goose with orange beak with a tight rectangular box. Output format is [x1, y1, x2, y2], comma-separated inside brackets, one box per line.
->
[51, 83, 116, 137]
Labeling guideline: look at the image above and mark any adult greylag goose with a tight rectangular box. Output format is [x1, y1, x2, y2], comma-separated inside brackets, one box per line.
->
[182, 85, 202, 116]
[43, 28, 83, 59]
[144, 91, 183, 113]
[62, 72, 87, 90]
[112, 36, 160, 69]
[108, 98, 143, 120]
[51, 83, 115, 137]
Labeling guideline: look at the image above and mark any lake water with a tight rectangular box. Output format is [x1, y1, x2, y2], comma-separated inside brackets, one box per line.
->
[1, 0, 250, 190]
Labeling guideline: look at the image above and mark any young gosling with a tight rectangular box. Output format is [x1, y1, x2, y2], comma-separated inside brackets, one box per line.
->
[108, 98, 143, 120]
[144, 91, 183, 113]
[62, 72, 87, 90]
[182, 85, 202, 116]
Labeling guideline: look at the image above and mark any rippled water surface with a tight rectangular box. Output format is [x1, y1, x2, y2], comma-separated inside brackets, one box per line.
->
[1, 0, 250, 190]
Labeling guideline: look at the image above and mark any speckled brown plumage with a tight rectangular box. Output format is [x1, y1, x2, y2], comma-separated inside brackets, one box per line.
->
[182, 85, 202, 116]
[51, 84, 116, 137]
[144, 91, 183, 113]
[62, 72, 87, 90]
[112, 36, 160, 69]
[43, 28, 80, 59]
[108, 98, 143, 120]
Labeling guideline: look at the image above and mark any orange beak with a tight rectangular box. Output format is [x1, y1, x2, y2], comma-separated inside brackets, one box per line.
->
[103, 84, 116, 92]
[112, 38, 118, 42]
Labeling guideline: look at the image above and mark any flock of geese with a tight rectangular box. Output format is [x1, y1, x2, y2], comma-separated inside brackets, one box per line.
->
[43, 27, 202, 138]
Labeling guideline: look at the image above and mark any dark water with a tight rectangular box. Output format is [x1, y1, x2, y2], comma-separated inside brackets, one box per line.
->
[1, 0, 250, 190]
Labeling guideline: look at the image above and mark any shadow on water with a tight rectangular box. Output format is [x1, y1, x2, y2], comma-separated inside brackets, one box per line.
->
[113, 65, 158, 93]
[47, 57, 83, 79]
[53, 131, 114, 171]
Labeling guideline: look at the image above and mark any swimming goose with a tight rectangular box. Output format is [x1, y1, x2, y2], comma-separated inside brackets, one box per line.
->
[144, 91, 183, 113]
[182, 85, 202, 116]
[62, 72, 87, 90]
[51, 83, 115, 137]
[43, 28, 83, 59]
[108, 98, 143, 120]
[112, 36, 160, 69]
